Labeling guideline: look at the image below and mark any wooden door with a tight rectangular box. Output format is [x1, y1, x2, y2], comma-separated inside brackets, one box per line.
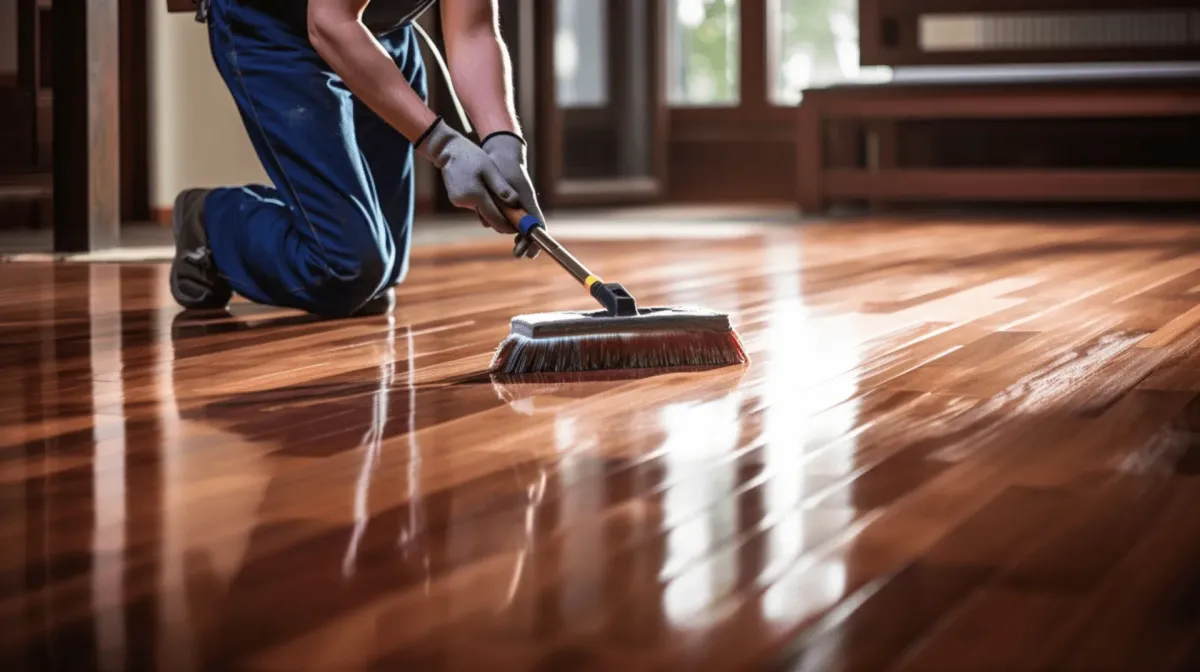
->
[533, 0, 669, 208]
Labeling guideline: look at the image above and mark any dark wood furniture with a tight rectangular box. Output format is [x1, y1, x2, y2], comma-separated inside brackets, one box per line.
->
[859, 0, 1200, 68]
[796, 74, 1200, 212]
[792, 0, 1200, 214]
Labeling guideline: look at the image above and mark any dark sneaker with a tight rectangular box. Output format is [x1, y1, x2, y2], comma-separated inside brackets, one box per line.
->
[170, 188, 233, 311]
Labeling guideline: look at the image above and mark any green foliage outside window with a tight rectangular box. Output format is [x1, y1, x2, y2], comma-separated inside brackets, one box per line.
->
[668, 0, 740, 105]
[669, 0, 891, 106]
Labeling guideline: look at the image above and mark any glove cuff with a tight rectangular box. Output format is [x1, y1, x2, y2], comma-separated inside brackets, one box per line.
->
[481, 130, 526, 147]
[414, 116, 460, 167]
[481, 131, 527, 166]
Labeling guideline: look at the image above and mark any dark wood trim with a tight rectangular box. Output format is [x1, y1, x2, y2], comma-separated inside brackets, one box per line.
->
[606, 0, 625, 126]
[740, 0, 768, 114]
[120, 0, 150, 222]
[650, 0, 668, 196]
[859, 0, 886, 69]
[668, 106, 796, 126]
[507, 0, 538, 154]
[52, 0, 121, 251]
[804, 85, 1200, 119]
[0, 73, 15, 87]
[554, 177, 660, 206]
[17, 0, 41, 167]
[669, 107, 795, 145]
[533, 0, 563, 208]
[166, 0, 200, 12]
[561, 107, 612, 128]
[796, 102, 822, 212]
[17, 0, 40, 95]
[866, 44, 1200, 68]
[824, 169, 1200, 201]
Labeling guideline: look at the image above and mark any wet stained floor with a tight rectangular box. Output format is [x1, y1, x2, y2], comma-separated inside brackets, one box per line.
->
[4, 217, 1200, 670]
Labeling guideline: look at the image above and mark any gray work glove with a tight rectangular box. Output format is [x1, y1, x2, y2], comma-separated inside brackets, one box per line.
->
[482, 132, 544, 259]
[415, 117, 520, 234]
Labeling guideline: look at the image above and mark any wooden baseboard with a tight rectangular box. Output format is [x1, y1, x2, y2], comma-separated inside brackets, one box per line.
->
[0, 72, 16, 87]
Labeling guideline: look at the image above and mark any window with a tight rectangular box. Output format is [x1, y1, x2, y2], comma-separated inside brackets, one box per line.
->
[768, 0, 890, 105]
[555, 0, 608, 107]
[667, 0, 740, 106]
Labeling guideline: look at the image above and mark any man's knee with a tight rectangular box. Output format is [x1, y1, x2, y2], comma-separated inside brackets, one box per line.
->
[316, 246, 390, 317]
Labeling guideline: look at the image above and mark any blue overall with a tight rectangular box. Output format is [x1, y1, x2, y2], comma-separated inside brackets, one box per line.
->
[201, 0, 427, 317]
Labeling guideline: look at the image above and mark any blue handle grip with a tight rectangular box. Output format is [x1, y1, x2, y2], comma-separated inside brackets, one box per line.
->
[517, 214, 542, 236]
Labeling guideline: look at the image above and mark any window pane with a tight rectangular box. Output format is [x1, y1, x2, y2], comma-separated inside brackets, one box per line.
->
[667, 0, 740, 106]
[769, 0, 891, 105]
[555, 0, 608, 108]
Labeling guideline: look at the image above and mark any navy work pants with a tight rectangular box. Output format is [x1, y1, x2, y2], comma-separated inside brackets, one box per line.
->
[202, 0, 426, 317]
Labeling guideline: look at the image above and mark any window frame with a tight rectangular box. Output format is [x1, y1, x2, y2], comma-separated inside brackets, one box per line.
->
[534, 0, 671, 207]
[667, 0, 795, 133]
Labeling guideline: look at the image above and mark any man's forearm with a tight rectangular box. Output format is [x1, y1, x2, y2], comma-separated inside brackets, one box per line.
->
[442, 2, 521, 140]
[308, 10, 438, 143]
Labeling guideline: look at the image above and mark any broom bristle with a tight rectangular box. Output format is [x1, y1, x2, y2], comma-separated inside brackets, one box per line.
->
[488, 328, 748, 375]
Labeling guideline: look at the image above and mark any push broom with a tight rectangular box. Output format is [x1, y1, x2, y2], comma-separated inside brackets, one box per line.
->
[487, 207, 749, 376]
[406, 23, 747, 376]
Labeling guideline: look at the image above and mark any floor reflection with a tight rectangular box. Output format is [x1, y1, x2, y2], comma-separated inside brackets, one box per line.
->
[5, 253, 832, 668]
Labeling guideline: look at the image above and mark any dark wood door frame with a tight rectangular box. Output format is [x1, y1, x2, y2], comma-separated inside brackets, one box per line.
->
[665, 0, 798, 202]
[533, 0, 668, 208]
[52, 0, 120, 251]
[120, 0, 150, 223]
[16, 0, 41, 168]
[49, 0, 148, 251]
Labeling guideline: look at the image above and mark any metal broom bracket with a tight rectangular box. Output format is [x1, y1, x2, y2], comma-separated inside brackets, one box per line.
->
[587, 281, 638, 317]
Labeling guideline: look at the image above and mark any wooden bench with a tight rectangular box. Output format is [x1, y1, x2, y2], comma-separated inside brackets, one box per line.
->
[795, 72, 1200, 213]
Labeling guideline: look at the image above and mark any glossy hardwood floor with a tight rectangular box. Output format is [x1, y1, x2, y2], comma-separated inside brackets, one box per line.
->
[4, 215, 1200, 671]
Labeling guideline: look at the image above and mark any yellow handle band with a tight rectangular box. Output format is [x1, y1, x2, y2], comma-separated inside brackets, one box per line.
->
[584, 275, 602, 288]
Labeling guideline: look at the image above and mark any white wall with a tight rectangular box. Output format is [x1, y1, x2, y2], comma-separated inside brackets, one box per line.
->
[149, 4, 267, 210]
[0, 0, 18, 76]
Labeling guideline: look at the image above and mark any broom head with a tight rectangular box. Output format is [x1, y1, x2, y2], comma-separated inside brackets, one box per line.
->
[488, 306, 749, 375]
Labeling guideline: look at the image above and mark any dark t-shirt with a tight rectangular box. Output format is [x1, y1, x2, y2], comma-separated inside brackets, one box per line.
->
[362, 0, 437, 32]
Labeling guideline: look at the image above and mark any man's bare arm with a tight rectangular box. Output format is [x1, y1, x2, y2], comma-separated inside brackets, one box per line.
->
[307, 0, 438, 142]
[440, 0, 520, 140]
